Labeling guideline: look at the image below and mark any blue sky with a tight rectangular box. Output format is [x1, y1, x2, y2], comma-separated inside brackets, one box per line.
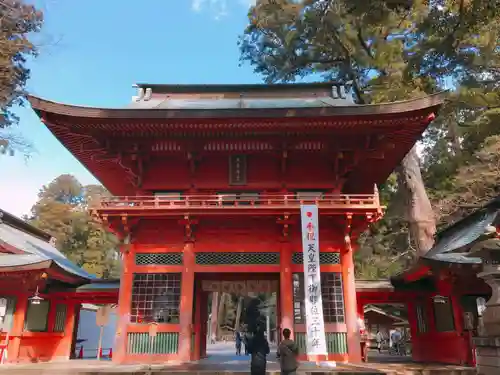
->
[0, 0, 266, 217]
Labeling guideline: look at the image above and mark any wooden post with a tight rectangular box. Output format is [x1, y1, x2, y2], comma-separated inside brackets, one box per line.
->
[341, 243, 362, 363]
[8, 295, 28, 362]
[113, 245, 134, 363]
[280, 242, 294, 339]
[217, 293, 226, 339]
[178, 241, 195, 361]
[234, 296, 244, 332]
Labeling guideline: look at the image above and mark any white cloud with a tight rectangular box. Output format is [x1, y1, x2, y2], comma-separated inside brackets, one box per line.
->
[191, 0, 203, 12]
[191, 0, 255, 19]
[239, 0, 257, 7]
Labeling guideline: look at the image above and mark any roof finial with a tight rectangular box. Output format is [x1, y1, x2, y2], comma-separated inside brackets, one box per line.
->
[133, 87, 145, 102]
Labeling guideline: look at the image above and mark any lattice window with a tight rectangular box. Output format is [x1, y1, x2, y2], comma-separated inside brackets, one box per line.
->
[292, 252, 340, 265]
[292, 272, 345, 324]
[25, 300, 50, 332]
[415, 304, 428, 334]
[135, 253, 183, 266]
[433, 296, 455, 332]
[53, 304, 67, 332]
[195, 252, 279, 265]
[321, 273, 345, 323]
[0, 297, 16, 332]
[292, 274, 305, 324]
[131, 273, 181, 324]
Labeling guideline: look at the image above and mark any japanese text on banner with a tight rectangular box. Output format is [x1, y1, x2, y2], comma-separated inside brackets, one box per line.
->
[300, 205, 328, 356]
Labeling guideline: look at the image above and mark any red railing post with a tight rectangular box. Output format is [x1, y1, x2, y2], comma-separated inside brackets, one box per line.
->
[78, 346, 84, 359]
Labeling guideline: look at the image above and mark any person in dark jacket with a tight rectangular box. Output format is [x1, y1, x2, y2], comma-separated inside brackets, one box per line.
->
[277, 328, 299, 375]
[247, 325, 270, 375]
[235, 331, 242, 355]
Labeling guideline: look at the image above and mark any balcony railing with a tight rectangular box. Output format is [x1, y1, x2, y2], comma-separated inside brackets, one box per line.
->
[93, 193, 382, 216]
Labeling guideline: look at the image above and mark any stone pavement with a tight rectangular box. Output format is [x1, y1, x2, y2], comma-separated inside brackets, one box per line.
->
[0, 343, 476, 375]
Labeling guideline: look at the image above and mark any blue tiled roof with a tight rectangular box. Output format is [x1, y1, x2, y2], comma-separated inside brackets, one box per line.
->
[76, 281, 119, 291]
[0, 223, 95, 280]
[425, 210, 499, 259]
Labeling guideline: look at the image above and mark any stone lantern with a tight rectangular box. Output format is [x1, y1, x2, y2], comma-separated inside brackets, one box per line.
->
[467, 226, 500, 375]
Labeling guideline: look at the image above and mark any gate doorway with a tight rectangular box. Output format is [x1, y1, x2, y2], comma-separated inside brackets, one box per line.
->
[193, 273, 280, 361]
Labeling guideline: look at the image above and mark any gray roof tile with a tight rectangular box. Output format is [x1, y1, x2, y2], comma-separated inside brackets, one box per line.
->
[0, 223, 95, 280]
[127, 97, 355, 110]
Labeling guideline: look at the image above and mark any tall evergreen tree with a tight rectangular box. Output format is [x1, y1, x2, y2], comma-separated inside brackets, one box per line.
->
[239, 0, 500, 274]
[0, 0, 43, 155]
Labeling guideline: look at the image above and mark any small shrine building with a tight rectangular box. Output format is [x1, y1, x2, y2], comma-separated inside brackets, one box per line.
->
[0, 209, 115, 363]
[387, 198, 500, 366]
[28, 82, 446, 364]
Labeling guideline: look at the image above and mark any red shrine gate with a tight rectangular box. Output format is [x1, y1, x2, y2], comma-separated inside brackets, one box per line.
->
[29, 82, 446, 364]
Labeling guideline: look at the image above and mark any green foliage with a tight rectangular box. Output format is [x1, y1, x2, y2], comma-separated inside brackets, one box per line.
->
[0, 0, 43, 156]
[0, 0, 43, 155]
[0, 0, 43, 126]
[28, 174, 120, 279]
[240, 0, 500, 279]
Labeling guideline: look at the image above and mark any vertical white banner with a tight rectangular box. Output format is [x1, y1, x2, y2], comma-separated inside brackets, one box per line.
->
[300, 205, 328, 356]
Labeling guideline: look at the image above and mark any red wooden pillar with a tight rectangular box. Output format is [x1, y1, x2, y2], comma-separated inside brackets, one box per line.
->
[8, 294, 28, 362]
[450, 290, 471, 365]
[178, 241, 195, 361]
[113, 245, 134, 363]
[59, 302, 79, 359]
[280, 242, 294, 339]
[341, 244, 362, 363]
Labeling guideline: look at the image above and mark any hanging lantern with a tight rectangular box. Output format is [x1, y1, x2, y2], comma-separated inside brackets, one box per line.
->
[29, 286, 44, 305]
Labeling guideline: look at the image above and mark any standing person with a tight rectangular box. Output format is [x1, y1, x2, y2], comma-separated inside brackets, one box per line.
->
[235, 330, 242, 356]
[276, 328, 299, 375]
[247, 325, 270, 375]
[358, 316, 368, 362]
[376, 330, 383, 353]
[390, 329, 401, 355]
[244, 329, 252, 356]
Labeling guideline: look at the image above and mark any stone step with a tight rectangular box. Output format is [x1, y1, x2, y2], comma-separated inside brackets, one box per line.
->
[0, 370, 477, 375]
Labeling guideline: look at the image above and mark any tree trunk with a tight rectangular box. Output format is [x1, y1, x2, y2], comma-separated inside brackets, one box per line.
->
[217, 293, 227, 340]
[395, 145, 436, 257]
[234, 296, 244, 331]
[210, 292, 219, 341]
[448, 111, 462, 156]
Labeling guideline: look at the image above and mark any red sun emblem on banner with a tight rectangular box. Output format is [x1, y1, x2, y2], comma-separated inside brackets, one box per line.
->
[306, 212, 313, 218]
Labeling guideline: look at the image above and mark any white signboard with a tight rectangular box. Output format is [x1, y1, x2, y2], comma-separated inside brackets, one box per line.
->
[0, 298, 7, 318]
[96, 306, 111, 327]
[300, 205, 328, 356]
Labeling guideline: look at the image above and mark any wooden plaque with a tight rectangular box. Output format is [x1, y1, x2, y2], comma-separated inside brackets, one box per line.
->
[149, 322, 158, 337]
[96, 305, 111, 327]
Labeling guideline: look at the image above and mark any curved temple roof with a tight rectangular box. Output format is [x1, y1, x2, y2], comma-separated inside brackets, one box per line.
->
[27, 85, 447, 196]
[28, 92, 447, 119]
